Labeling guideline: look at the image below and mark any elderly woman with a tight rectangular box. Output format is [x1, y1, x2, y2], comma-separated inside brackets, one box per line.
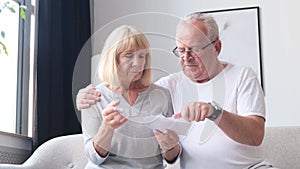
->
[81, 25, 179, 169]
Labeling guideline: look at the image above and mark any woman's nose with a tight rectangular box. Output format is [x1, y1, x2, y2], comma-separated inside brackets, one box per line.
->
[132, 56, 143, 67]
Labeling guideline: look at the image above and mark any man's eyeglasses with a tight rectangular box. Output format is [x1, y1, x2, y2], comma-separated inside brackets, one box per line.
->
[172, 39, 217, 58]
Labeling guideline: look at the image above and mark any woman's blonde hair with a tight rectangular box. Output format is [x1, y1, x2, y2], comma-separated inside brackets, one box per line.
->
[98, 25, 152, 87]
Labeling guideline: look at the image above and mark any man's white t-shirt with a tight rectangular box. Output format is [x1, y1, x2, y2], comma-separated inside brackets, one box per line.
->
[156, 63, 266, 169]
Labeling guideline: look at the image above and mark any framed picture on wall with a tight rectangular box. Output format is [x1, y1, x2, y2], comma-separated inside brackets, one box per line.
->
[202, 7, 263, 89]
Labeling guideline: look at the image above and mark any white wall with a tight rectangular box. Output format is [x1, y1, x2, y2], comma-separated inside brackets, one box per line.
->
[91, 0, 300, 126]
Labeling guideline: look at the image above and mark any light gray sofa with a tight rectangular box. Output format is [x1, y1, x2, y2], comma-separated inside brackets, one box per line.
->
[0, 126, 299, 169]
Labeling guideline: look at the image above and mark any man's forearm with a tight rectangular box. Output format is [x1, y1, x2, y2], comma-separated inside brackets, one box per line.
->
[217, 110, 265, 146]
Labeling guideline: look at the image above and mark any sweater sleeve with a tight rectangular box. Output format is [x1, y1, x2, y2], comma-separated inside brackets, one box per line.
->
[81, 105, 109, 165]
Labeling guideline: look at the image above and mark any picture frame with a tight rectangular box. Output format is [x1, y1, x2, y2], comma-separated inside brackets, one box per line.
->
[202, 7, 264, 89]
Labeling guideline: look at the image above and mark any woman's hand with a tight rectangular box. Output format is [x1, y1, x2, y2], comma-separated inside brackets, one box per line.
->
[154, 129, 180, 163]
[93, 100, 127, 157]
[154, 129, 179, 152]
[102, 100, 127, 129]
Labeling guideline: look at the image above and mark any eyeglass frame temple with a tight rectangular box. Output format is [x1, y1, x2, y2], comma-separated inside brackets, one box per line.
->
[201, 39, 218, 50]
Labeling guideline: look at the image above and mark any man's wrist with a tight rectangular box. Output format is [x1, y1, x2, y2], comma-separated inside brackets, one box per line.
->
[207, 101, 223, 121]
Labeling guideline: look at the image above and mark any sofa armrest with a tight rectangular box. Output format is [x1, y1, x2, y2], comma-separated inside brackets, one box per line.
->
[0, 134, 88, 169]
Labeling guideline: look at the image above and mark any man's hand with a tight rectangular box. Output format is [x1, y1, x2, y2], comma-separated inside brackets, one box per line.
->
[76, 84, 101, 110]
[173, 102, 213, 122]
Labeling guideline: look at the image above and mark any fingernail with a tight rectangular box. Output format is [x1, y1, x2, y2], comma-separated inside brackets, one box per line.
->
[112, 107, 123, 113]
[152, 129, 157, 133]
[114, 115, 121, 120]
[163, 130, 168, 134]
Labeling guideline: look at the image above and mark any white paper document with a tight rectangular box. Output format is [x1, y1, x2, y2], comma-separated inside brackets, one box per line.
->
[146, 116, 192, 136]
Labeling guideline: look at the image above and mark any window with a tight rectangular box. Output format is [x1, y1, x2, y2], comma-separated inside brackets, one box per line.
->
[0, 0, 36, 137]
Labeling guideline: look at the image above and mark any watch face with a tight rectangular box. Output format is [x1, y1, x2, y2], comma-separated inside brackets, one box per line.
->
[214, 101, 223, 111]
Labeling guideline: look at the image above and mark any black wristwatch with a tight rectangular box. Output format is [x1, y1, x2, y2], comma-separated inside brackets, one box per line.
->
[207, 101, 223, 121]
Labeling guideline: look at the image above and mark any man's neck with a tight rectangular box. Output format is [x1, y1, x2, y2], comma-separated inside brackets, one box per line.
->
[193, 61, 226, 83]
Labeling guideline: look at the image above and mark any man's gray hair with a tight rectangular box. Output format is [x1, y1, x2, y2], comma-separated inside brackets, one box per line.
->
[182, 12, 219, 41]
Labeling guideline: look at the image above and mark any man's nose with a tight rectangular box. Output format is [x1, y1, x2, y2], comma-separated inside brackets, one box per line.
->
[181, 50, 194, 61]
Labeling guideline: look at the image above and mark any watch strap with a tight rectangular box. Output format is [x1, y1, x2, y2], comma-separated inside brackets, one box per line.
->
[207, 101, 222, 121]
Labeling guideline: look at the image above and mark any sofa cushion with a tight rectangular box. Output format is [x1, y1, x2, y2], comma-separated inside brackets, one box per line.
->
[261, 126, 300, 169]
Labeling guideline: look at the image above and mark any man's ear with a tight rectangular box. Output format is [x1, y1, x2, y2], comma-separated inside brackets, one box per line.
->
[214, 39, 222, 54]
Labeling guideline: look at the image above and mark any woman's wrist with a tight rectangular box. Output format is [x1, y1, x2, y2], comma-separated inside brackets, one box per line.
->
[93, 124, 114, 157]
[163, 143, 181, 164]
